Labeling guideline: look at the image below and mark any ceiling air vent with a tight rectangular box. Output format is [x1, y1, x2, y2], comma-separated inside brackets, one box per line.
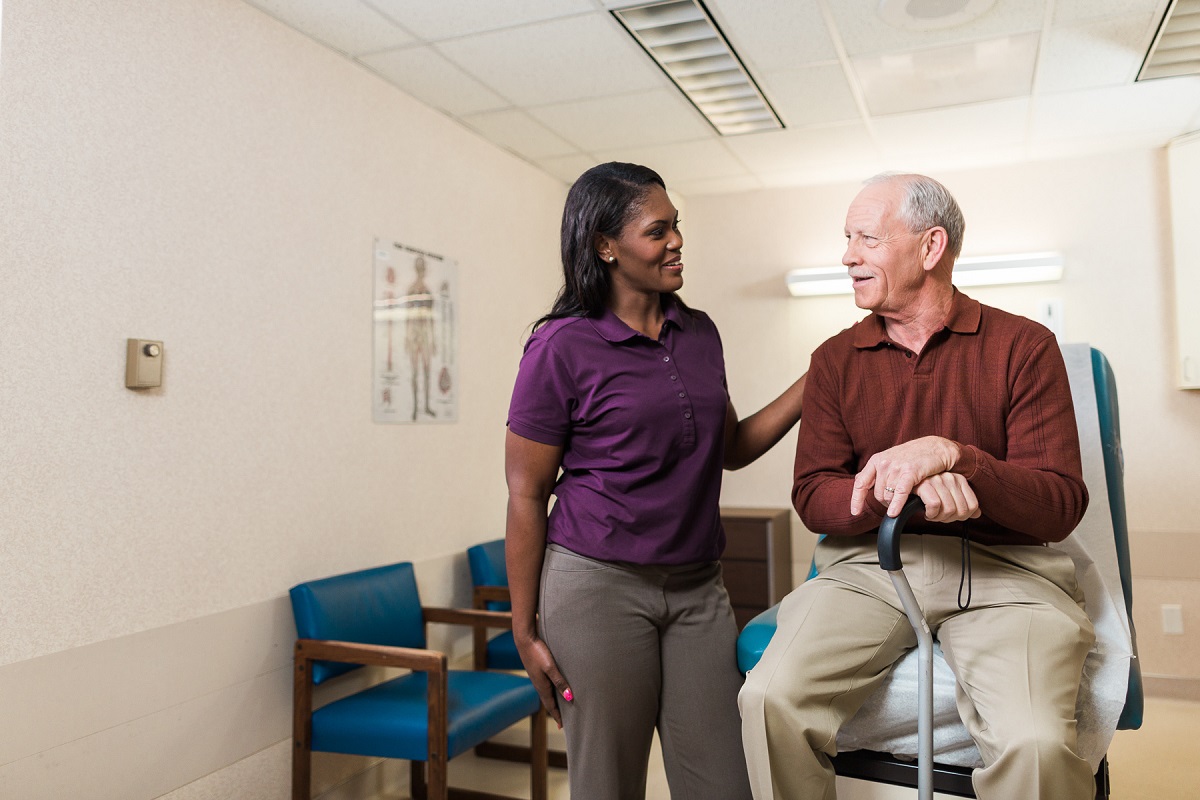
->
[1139, 0, 1200, 81]
[611, 0, 783, 136]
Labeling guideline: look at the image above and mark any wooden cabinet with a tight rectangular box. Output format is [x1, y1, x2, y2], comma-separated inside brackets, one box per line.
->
[720, 507, 793, 630]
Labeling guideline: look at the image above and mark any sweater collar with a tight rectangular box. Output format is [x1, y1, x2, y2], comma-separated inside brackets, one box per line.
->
[852, 288, 981, 350]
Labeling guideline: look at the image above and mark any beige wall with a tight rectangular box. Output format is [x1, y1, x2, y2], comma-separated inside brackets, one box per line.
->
[681, 149, 1200, 693]
[0, 0, 564, 796]
[4, 1, 1199, 797]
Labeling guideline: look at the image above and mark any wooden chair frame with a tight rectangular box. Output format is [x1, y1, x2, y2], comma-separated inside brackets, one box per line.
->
[293, 605, 547, 800]
[469, 585, 569, 770]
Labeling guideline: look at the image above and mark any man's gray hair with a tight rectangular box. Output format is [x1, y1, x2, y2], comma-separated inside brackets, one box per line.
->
[865, 172, 965, 262]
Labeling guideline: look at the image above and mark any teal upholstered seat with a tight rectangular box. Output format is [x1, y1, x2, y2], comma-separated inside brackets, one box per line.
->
[289, 561, 547, 800]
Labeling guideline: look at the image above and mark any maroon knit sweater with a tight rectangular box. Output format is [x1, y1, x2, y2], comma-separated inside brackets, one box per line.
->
[793, 290, 1088, 546]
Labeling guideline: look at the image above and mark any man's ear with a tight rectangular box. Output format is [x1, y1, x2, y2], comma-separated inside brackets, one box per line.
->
[922, 227, 949, 272]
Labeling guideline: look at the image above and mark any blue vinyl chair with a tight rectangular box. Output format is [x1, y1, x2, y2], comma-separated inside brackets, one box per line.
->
[290, 561, 548, 800]
[737, 347, 1142, 799]
[466, 539, 522, 672]
[466, 539, 568, 769]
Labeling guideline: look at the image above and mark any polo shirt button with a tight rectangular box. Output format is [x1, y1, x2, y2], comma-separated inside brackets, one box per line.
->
[663, 356, 671, 362]
[670, 375, 678, 381]
[678, 391, 685, 398]
[683, 411, 692, 419]
[905, 352, 913, 359]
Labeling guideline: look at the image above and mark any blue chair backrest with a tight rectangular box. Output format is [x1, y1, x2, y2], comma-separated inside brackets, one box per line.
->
[290, 561, 426, 685]
[1092, 349, 1143, 729]
[467, 539, 512, 612]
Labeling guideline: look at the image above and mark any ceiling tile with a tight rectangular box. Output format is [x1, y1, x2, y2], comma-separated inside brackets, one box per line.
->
[723, 123, 880, 176]
[1036, 13, 1157, 93]
[872, 97, 1030, 161]
[367, 0, 595, 41]
[358, 46, 509, 115]
[1032, 77, 1200, 144]
[591, 139, 750, 184]
[435, 13, 667, 107]
[886, 143, 1031, 176]
[829, 0, 1046, 57]
[533, 154, 600, 185]
[1053, 0, 1163, 24]
[853, 33, 1040, 116]
[760, 64, 861, 128]
[706, 0, 839, 71]
[527, 89, 714, 152]
[459, 109, 580, 160]
[244, 0, 414, 55]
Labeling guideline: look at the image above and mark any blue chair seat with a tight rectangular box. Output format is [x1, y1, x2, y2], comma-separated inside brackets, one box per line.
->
[736, 605, 778, 675]
[312, 670, 541, 761]
[486, 630, 524, 672]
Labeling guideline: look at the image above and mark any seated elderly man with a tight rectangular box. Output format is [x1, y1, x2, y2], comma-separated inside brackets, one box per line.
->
[739, 173, 1095, 800]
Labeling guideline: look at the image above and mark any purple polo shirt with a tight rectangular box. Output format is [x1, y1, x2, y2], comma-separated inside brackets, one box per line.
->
[507, 300, 729, 565]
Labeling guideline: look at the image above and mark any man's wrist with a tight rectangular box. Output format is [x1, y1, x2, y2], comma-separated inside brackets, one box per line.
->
[947, 441, 978, 478]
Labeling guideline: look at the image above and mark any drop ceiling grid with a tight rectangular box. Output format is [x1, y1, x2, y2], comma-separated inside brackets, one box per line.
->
[236, 0, 1200, 192]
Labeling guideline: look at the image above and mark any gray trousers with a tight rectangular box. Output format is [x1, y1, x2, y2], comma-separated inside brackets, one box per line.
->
[539, 544, 753, 800]
[739, 534, 1096, 800]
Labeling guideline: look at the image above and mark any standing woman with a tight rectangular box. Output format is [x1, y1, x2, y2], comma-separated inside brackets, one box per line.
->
[505, 162, 805, 800]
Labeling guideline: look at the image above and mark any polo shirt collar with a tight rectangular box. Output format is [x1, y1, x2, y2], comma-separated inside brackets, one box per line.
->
[851, 288, 982, 350]
[590, 295, 685, 343]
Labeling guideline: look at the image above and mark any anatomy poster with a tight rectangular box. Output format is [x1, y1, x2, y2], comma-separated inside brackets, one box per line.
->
[373, 239, 458, 424]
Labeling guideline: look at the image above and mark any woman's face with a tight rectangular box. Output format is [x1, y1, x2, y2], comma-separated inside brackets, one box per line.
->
[598, 185, 684, 300]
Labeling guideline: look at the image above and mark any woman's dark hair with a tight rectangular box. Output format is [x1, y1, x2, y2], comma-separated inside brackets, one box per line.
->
[535, 162, 682, 330]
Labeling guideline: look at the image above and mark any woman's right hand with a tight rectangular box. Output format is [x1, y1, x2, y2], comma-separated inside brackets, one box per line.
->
[516, 636, 572, 728]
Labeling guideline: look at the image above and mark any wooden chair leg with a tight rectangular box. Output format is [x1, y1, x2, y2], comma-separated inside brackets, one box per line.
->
[530, 710, 548, 800]
[292, 651, 313, 800]
[411, 760, 427, 800]
[427, 669, 450, 800]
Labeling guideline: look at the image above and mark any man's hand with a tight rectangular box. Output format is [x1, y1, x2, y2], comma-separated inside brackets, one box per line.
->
[851, 435, 964, 518]
[912, 472, 981, 523]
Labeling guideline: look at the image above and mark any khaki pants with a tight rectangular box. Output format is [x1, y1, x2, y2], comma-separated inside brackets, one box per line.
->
[540, 544, 753, 800]
[739, 534, 1095, 800]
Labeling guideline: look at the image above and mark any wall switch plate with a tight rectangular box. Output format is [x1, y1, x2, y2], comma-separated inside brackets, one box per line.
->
[125, 339, 163, 389]
[1162, 603, 1184, 635]
[1038, 298, 1065, 339]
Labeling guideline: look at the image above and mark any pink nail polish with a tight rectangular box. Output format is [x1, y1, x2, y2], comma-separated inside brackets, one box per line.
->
[563, 688, 574, 702]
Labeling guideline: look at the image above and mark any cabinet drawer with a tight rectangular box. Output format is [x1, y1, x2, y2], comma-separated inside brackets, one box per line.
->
[721, 559, 770, 607]
[723, 520, 769, 559]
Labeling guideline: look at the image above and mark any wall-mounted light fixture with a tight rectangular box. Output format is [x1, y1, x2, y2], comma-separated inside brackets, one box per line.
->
[785, 252, 1064, 297]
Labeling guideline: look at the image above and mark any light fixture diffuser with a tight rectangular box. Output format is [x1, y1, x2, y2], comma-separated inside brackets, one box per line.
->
[1139, 0, 1200, 81]
[786, 252, 1064, 297]
[612, 1, 783, 136]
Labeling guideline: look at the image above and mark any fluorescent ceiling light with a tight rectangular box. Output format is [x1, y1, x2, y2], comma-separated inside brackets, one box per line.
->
[1139, 0, 1200, 81]
[611, 0, 783, 136]
[786, 252, 1064, 297]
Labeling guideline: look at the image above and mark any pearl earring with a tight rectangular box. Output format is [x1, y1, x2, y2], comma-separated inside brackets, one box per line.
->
[608, 256, 615, 262]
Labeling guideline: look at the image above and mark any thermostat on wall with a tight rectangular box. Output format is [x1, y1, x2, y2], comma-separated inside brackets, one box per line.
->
[125, 338, 163, 389]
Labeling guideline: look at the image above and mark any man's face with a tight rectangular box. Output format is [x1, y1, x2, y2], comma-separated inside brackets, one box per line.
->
[842, 181, 927, 317]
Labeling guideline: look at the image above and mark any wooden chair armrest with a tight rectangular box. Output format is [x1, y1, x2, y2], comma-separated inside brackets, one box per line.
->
[423, 606, 514, 631]
[472, 585, 512, 608]
[295, 638, 446, 673]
